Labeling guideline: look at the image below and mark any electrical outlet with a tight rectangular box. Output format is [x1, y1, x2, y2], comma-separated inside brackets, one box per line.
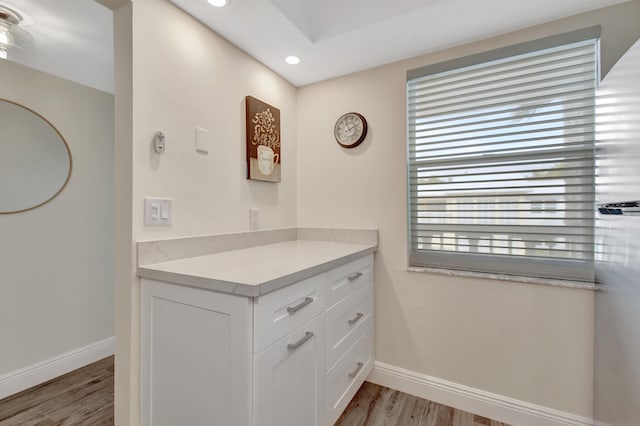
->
[249, 208, 259, 230]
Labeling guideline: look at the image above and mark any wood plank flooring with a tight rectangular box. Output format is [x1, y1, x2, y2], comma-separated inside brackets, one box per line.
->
[0, 356, 114, 426]
[0, 357, 508, 426]
[336, 382, 511, 426]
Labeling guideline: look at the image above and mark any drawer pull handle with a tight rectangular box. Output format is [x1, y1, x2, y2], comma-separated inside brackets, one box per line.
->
[348, 362, 364, 378]
[347, 272, 363, 282]
[348, 312, 364, 325]
[287, 331, 314, 350]
[287, 297, 314, 314]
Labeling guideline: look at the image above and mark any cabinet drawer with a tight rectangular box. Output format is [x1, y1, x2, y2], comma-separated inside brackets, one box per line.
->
[325, 327, 374, 426]
[325, 282, 373, 370]
[325, 254, 373, 308]
[254, 273, 325, 353]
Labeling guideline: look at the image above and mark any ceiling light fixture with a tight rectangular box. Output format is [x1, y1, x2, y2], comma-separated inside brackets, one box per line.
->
[0, 4, 33, 61]
[285, 56, 300, 65]
[207, 0, 229, 7]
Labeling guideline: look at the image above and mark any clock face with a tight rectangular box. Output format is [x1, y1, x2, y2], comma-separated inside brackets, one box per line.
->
[334, 112, 367, 148]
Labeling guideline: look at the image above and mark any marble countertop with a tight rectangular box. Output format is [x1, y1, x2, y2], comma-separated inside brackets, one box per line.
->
[137, 239, 376, 297]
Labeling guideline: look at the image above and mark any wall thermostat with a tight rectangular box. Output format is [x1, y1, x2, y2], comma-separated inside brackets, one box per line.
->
[153, 131, 166, 154]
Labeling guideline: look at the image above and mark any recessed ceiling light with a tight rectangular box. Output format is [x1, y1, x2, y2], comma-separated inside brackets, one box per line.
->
[207, 0, 228, 7]
[285, 56, 300, 65]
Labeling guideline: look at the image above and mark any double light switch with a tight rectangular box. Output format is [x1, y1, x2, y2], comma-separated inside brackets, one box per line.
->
[144, 197, 172, 226]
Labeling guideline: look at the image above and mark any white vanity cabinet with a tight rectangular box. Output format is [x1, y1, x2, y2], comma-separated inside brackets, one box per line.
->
[140, 252, 374, 426]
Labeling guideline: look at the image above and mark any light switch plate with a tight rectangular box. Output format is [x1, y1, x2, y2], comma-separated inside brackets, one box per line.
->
[195, 127, 211, 154]
[144, 197, 172, 226]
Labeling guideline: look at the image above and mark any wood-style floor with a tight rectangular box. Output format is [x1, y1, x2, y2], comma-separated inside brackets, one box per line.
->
[336, 382, 510, 426]
[0, 357, 509, 426]
[0, 356, 114, 426]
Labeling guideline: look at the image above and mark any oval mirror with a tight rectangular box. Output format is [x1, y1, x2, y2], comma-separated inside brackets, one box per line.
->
[0, 99, 72, 214]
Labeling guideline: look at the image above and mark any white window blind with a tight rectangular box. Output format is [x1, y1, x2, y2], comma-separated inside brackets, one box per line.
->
[407, 31, 599, 282]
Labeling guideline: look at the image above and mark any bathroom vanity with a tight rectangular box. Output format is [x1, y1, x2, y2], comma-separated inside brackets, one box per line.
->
[137, 228, 377, 426]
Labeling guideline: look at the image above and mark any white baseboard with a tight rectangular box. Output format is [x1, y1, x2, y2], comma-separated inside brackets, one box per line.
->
[0, 336, 115, 400]
[367, 361, 593, 426]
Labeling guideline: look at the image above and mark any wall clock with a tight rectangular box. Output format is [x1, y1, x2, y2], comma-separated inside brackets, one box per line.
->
[334, 112, 368, 148]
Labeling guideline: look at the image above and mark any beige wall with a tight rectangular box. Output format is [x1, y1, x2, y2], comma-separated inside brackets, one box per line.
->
[112, 3, 133, 425]
[0, 60, 114, 375]
[114, 0, 298, 423]
[114, 0, 640, 422]
[297, 1, 640, 417]
[131, 0, 297, 241]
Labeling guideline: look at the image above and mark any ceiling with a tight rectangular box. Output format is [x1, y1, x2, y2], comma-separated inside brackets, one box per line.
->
[0, 0, 630, 93]
[170, 0, 629, 87]
[0, 0, 113, 93]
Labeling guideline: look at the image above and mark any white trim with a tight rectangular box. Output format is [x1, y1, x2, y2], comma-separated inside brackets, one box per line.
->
[367, 361, 593, 426]
[0, 337, 115, 400]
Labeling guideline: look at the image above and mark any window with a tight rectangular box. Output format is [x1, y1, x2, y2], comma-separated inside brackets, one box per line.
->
[407, 28, 600, 282]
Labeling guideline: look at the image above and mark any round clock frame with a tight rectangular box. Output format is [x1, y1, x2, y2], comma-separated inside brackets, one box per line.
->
[334, 112, 368, 148]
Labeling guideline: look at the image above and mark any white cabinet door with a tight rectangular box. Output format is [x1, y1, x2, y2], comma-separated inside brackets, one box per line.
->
[140, 279, 252, 426]
[254, 315, 325, 426]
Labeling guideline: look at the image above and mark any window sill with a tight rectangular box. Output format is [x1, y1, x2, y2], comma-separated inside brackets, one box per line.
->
[407, 266, 598, 290]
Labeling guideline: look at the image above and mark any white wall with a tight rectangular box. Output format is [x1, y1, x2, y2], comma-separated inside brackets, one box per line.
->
[114, 0, 298, 423]
[594, 39, 640, 426]
[0, 60, 114, 376]
[297, 1, 640, 418]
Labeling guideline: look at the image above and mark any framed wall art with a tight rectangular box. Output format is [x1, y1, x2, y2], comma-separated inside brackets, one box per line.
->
[245, 96, 281, 182]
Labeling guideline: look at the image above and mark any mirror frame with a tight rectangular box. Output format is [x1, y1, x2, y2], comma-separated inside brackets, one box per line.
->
[0, 99, 73, 215]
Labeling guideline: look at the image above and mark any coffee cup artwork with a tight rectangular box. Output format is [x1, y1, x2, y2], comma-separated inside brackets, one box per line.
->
[257, 145, 279, 176]
[245, 96, 281, 182]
